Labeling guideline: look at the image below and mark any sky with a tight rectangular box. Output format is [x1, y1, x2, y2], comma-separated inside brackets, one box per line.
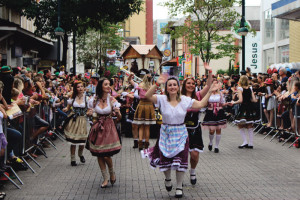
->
[153, 0, 262, 20]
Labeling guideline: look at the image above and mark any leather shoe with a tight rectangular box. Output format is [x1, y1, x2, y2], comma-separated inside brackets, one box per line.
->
[246, 145, 253, 149]
[238, 144, 248, 149]
[71, 161, 77, 166]
[79, 156, 86, 163]
[214, 148, 219, 153]
[208, 145, 212, 151]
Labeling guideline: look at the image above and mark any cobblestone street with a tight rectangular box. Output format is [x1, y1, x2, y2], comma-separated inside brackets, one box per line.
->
[3, 124, 300, 200]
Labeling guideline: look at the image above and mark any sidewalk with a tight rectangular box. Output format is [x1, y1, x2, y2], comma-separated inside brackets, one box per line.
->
[3, 125, 300, 200]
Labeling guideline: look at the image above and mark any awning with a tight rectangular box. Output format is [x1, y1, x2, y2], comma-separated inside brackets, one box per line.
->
[272, 0, 300, 21]
[160, 57, 177, 66]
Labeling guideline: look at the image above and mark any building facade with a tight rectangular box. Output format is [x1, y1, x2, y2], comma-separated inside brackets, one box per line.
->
[123, 0, 153, 45]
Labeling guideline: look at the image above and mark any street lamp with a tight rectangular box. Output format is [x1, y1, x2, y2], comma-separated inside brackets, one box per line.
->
[55, 0, 64, 70]
[239, 0, 248, 75]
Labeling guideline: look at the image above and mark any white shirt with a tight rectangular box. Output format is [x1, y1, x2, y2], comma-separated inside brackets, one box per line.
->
[208, 93, 225, 104]
[156, 95, 195, 124]
[88, 95, 120, 115]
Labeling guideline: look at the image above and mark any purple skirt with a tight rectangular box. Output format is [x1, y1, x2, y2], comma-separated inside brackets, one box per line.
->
[141, 136, 189, 172]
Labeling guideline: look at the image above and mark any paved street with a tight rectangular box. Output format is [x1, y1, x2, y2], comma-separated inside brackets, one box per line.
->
[3, 124, 300, 200]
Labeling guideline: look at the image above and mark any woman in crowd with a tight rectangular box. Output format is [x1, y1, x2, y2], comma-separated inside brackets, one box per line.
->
[181, 63, 212, 185]
[202, 80, 228, 153]
[86, 78, 122, 188]
[231, 75, 259, 149]
[128, 72, 156, 150]
[264, 78, 275, 127]
[63, 81, 89, 166]
[142, 74, 219, 198]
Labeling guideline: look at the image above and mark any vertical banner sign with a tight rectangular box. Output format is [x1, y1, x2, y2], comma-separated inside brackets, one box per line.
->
[185, 53, 192, 75]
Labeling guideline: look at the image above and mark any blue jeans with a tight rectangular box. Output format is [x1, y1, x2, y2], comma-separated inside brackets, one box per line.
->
[7, 128, 23, 157]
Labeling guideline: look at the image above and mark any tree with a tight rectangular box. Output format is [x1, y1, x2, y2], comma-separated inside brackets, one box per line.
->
[77, 23, 123, 75]
[162, 0, 242, 64]
[0, 0, 142, 67]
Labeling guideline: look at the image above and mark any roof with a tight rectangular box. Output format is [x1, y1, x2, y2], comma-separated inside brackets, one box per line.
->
[161, 57, 177, 66]
[131, 45, 156, 55]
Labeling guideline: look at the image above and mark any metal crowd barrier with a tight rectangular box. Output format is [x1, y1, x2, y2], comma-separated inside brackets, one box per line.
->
[288, 103, 300, 148]
[3, 118, 23, 189]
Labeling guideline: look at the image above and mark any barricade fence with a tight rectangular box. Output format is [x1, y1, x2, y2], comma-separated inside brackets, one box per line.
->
[1, 102, 66, 189]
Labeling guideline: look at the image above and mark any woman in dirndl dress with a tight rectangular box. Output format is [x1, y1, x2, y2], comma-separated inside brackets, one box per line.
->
[181, 62, 212, 185]
[202, 80, 229, 153]
[231, 75, 260, 149]
[142, 74, 220, 198]
[128, 72, 156, 150]
[63, 81, 88, 166]
[86, 78, 122, 188]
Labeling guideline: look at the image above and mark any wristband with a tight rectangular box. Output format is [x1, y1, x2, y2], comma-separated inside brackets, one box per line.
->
[209, 70, 212, 73]
[155, 82, 160, 87]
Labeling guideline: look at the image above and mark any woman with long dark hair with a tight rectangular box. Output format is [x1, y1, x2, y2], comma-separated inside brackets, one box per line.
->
[86, 78, 122, 188]
[63, 81, 89, 166]
[181, 63, 212, 185]
[142, 74, 219, 198]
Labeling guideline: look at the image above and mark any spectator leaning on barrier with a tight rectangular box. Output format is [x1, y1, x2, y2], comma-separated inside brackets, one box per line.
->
[279, 68, 288, 83]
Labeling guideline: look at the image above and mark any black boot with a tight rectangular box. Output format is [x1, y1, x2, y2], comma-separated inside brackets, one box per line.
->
[133, 140, 138, 149]
[138, 140, 143, 151]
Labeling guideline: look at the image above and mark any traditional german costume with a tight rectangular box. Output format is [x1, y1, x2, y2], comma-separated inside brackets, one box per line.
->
[86, 95, 121, 157]
[184, 91, 204, 152]
[202, 93, 227, 130]
[234, 87, 260, 124]
[64, 96, 89, 144]
[141, 95, 195, 172]
[132, 85, 156, 125]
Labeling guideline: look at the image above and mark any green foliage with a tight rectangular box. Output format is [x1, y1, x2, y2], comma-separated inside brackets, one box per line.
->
[103, 64, 120, 79]
[1, 0, 143, 38]
[77, 24, 123, 70]
[217, 69, 226, 75]
[162, 0, 242, 64]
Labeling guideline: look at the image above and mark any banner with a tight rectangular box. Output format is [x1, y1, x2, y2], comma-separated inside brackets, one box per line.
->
[184, 53, 192, 75]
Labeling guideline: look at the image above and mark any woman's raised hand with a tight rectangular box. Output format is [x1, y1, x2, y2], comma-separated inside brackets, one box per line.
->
[203, 62, 212, 71]
[156, 73, 169, 85]
[209, 82, 222, 93]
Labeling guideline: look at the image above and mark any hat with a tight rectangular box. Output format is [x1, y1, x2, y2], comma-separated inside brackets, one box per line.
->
[55, 72, 59, 76]
[91, 73, 100, 79]
[38, 71, 44, 75]
[26, 67, 32, 72]
[179, 75, 184, 81]
[0, 66, 12, 73]
[264, 78, 273, 85]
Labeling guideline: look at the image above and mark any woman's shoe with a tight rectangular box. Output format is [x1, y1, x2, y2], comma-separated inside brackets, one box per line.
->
[246, 145, 254, 149]
[138, 140, 143, 151]
[208, 145, 213, 151]
[164, 179, 172, 192]
[101, 180, 109, 188]
[175, 188, 183, 198]
[101, 169, 109, 188]
[214, 148, 219, 153]
[238, 144, 248, 149]
[71, 161, 77, 166]
[190, 174, 197, 185]
[79, 156, 86, 163]
[109, 168, 116, 187]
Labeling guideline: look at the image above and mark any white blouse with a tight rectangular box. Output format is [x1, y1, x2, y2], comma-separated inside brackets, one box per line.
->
[88, 95, 121, 115]
[67, 96, 86, 108]
[208, 93, 225, 104]
[156, 95, 195, 124]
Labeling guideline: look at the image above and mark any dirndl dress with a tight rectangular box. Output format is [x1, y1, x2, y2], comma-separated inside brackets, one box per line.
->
[202, 94, 227, 131]
[234, 87, 260, 124]
[132, 86, 156, 125]
[86, 96, 121, 157]
[185, 110, 204, 152]
[141, 95, 195, 172]
[64, 98, 88, 145]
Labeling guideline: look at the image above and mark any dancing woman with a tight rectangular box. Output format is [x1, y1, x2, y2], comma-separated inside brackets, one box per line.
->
[202, 80, 228, 153]
[86, 78, 122, 188]
[181, 63, 212, 185]
[128, 72, 156, 150]
[231, 75, 260, 149]
[63, 81, 89, 166]
[142, 74, 219, 198]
